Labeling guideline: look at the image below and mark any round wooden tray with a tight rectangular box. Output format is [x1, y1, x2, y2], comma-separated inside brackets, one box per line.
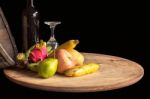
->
[4, 53, 144, 92]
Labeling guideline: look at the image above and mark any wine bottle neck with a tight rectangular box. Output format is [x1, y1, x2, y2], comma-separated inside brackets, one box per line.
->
[27, 0, 34, 7]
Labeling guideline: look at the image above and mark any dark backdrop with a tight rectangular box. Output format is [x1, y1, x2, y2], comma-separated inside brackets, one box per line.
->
[0, 0, 148, 98]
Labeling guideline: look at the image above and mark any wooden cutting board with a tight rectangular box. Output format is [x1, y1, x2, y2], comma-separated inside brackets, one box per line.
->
[4, 53, 144, 92]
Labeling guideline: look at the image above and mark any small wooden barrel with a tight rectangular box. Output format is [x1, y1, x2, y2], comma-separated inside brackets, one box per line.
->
[0, 7, 18, 68]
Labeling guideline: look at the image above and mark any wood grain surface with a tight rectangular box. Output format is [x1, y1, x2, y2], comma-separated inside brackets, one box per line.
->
[0, 7, 18, 59]
[4, 53, 144, 92]
[0, 7, 18, 68]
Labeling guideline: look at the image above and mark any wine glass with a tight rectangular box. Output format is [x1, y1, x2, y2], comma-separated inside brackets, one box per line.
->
[44, 21, 61, 50]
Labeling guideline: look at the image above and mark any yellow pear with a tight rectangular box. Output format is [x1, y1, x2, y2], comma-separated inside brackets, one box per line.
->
[68, 49, 84, 65]
[57, 40, 79, 51]
[49, 40, 79, 57]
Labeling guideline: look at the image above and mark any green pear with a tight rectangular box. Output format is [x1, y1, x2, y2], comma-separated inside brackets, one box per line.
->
[38, 58, 58, 78]
[28, 62, 40, 72]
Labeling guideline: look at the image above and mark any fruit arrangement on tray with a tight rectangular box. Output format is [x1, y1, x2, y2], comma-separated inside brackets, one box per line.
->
[16, 40, 100, 78]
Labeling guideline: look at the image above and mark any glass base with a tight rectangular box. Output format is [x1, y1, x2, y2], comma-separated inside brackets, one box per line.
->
[47, 41, 59, 50]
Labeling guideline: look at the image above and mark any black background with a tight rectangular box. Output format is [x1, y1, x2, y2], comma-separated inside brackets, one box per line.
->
[0, 0, 148, 98]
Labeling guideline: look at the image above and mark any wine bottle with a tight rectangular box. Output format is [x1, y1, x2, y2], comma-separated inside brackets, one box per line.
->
[22, 0, 39, 51]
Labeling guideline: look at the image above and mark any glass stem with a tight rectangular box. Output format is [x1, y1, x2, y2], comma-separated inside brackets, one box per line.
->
[50, 27, 55, 41]
[31, 0, 34, 7]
